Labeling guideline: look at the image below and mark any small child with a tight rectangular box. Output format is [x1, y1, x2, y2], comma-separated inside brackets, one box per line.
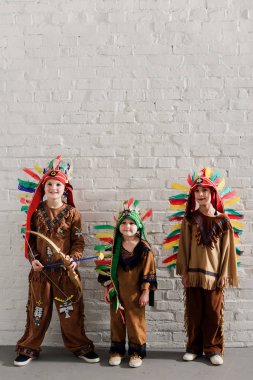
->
[15, 155, 99, 366]
[165, 168, 242, 365]
[96, 200, 157, 368]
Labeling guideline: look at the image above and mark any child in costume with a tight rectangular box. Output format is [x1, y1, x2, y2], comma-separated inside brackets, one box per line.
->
[95, 199, 157, 368]
[15, 155, 100, 366]
[163, 168, 243, 366]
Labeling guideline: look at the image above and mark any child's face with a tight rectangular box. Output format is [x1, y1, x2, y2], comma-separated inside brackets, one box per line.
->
[119, 217, 138, 238]
[44, 180, 65, 201]
[194, 186, 212, 207]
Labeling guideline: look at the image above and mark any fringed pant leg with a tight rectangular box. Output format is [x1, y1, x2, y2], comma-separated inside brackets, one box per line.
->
[16, 271, 53, 358]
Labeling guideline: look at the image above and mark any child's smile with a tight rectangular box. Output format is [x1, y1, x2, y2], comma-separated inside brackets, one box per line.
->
[44, 180, 65, 201]
[119, 218, 138, 238]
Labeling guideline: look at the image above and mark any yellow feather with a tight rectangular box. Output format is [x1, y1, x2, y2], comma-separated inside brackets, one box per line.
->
[171, 223, 182, 232]
[171, 183, 190, 192]
[34, 164, 43, 175]
[224, 196, 240, 207]
[217, 177, 225, 191]
[234, 237, 239, 245]
[18, 192, 32, 199]
[164, 240, 179, 250]
[231, 220, 244, 229]
[95, 232, 114, 239]
[205, 167, 212, 178]
[96, 269, 110, 276]
[170, 204, 186, 210]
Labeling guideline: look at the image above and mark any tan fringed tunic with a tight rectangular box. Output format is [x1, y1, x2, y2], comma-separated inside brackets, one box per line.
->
[176, 209, 238, 356]
[176, 210, 238, 289]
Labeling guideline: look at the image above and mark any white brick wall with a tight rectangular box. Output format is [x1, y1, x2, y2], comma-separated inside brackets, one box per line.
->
[0, 0, 252, 348]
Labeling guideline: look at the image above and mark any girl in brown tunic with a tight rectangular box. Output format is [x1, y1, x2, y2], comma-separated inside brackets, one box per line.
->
[175, 169, 241, 365]
[97, 200, 157, 368]
[15, 156, 99, 366]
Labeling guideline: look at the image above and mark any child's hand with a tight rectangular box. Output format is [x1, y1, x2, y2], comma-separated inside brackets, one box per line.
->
[182, 274, 189, 287]
[32, 259, 44, 272]
[217, 277, 227, 288]
[103, 286, 111, 303]
[139, 289, 149, 307]
[64, 256, 77, 270]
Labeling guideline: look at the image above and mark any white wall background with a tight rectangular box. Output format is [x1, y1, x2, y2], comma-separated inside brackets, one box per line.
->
[0, 0, 253, 349]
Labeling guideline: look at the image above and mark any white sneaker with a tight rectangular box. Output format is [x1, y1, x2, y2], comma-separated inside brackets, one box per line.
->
[183, 352, 198, 361]
[209, 355, 223, 365]
[109, 353, 122, 366]
[129, 353, 142, 368]
[14, 354, 33, 366]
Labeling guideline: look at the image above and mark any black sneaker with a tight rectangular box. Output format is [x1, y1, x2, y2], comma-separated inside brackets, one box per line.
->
[14, 354, 33, 366]
[78, 351, 100, 363]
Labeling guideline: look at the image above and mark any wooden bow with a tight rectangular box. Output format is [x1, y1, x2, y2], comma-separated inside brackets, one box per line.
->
[26, 230, 82, 301]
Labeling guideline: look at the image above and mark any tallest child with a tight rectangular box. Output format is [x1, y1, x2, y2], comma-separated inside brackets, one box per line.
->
[163, 167, 243, 366]
[15, 155, 99, 366]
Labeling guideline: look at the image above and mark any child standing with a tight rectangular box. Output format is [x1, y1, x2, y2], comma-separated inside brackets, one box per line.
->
[96, 200, 157, 368]
[163, 168, 243, 365]
[15, 155, 99, 366]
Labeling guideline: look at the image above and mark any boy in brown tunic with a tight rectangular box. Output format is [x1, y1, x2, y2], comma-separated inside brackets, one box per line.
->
[14, 156, 99, 366]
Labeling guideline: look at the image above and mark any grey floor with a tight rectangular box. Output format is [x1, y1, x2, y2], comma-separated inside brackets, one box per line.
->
[0, 346, 252, 380]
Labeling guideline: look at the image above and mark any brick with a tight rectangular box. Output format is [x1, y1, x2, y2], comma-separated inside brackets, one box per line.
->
[0, 0, 252, 350]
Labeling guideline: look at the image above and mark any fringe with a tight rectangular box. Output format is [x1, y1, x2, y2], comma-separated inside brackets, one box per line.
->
[187, 273, 218, 290]
[220, 288, 225, 356]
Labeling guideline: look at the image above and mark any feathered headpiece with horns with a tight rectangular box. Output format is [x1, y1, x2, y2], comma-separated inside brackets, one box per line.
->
[18, 155, 74, 258]
[163, 167, 244, 270]
[94, 198, 153, 313]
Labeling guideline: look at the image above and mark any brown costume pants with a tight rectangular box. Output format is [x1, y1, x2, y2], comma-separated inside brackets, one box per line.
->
[16, 269, 94, 358]
[110, 265, 147, 358]
[185, 287, 224, 357]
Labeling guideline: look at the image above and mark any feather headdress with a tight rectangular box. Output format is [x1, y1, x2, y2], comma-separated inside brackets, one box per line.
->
[163, 167, 244, 270]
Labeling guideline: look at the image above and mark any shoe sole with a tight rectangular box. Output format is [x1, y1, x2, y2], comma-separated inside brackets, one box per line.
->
[109, 361, 121, 366]
[78, 356, 100, 363]
[129, 363, 142, 368]
[14, 358, 33, 366]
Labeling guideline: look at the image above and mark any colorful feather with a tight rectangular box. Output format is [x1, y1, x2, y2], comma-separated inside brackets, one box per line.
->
[217, 177, 225, 191]
[170, 204, 186, 210]
[94, 225, 115, 230]
[204, 167, 212, 179]
[34, 164, 43, 175]
[171, 183, 190, 192]
[22, 168, 41, 182]
[133, 200, 140, 208]
[141, 209, 152, 221]
[224, 197, 241, 207]
[221, 190, 237, 200]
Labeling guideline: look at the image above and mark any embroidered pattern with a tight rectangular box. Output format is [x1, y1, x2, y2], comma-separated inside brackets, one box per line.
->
[39, 203, 71, 232]
[33, 300, 43, 326]
[55, 295, 74, 319]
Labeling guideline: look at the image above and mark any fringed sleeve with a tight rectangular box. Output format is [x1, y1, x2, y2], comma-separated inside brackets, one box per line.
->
[27, 213, 40, 264]
[176, 217, 192, 276]
[69, 209, 85, 260]
[219, 223, 238, 287]
[141, 249, 157, 292]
